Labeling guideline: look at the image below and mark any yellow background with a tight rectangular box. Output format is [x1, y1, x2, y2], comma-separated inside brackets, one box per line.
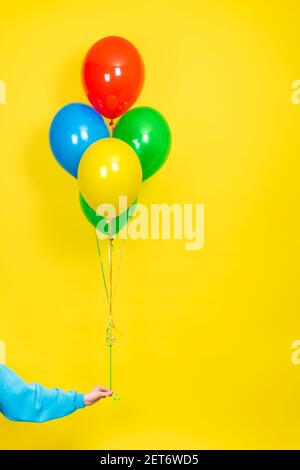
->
[0, 0, 300, 450]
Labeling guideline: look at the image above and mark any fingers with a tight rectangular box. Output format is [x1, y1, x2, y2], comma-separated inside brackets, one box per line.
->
[93, 385, 110, 392]
[99, 390, 113, 398]
[93, 386, 113, 397]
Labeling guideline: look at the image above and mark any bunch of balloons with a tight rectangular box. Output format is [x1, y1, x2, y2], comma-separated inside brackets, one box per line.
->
[49, 36, 171, 397]
[50, 36, 172, 236]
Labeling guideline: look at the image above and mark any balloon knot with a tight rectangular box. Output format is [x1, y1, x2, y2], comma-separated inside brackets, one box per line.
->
[109, 119, 114, 127]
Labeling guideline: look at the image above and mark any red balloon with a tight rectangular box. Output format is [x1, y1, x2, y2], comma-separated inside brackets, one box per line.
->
[82, 36, 145, 120]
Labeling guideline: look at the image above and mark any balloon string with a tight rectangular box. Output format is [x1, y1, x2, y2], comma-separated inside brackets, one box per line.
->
[112, 240, 126, 304]
[111, 203, 137, 304]
[95, 222, 121, 400]
[109, 235, 113, 318]
[95, 231, 124, 326]
[109, 344, 112, 390]
[106, 221, 120, 400]
[95, 233, 109, 304]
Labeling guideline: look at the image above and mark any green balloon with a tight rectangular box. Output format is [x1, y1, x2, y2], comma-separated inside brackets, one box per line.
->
[79, 193, 136, 236]
[113, 106, 171, 180]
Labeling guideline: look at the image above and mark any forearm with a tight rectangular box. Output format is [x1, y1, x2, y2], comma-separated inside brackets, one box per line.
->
[0, 365, 84, 423]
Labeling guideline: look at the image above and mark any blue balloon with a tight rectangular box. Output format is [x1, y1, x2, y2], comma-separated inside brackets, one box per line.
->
[49, 103, 109, 178]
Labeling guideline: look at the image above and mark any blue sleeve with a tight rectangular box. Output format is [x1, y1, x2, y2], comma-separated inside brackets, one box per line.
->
[0, 365, 85, 423]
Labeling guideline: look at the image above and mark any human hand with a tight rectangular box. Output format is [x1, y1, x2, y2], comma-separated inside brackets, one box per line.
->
[84, 386, 113, 406]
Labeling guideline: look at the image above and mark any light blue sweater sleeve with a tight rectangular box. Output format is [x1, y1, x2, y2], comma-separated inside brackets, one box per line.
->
[0, 365, 85, 423]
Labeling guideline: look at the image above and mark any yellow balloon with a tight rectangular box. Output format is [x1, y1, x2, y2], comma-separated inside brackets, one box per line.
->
[78, 138, 142, 216]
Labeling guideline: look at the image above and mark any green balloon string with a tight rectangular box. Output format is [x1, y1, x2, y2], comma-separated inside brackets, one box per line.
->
[110, 344, 112, 390]
[95, 233, 109, 304]
[95, 229, 121, 402]
[108, 234, 120, 401]
[105, 316, 119, 401]
[110, 345, 120, 402]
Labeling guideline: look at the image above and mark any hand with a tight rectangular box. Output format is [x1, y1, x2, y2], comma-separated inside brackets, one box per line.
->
[84, 386, 113, 406]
